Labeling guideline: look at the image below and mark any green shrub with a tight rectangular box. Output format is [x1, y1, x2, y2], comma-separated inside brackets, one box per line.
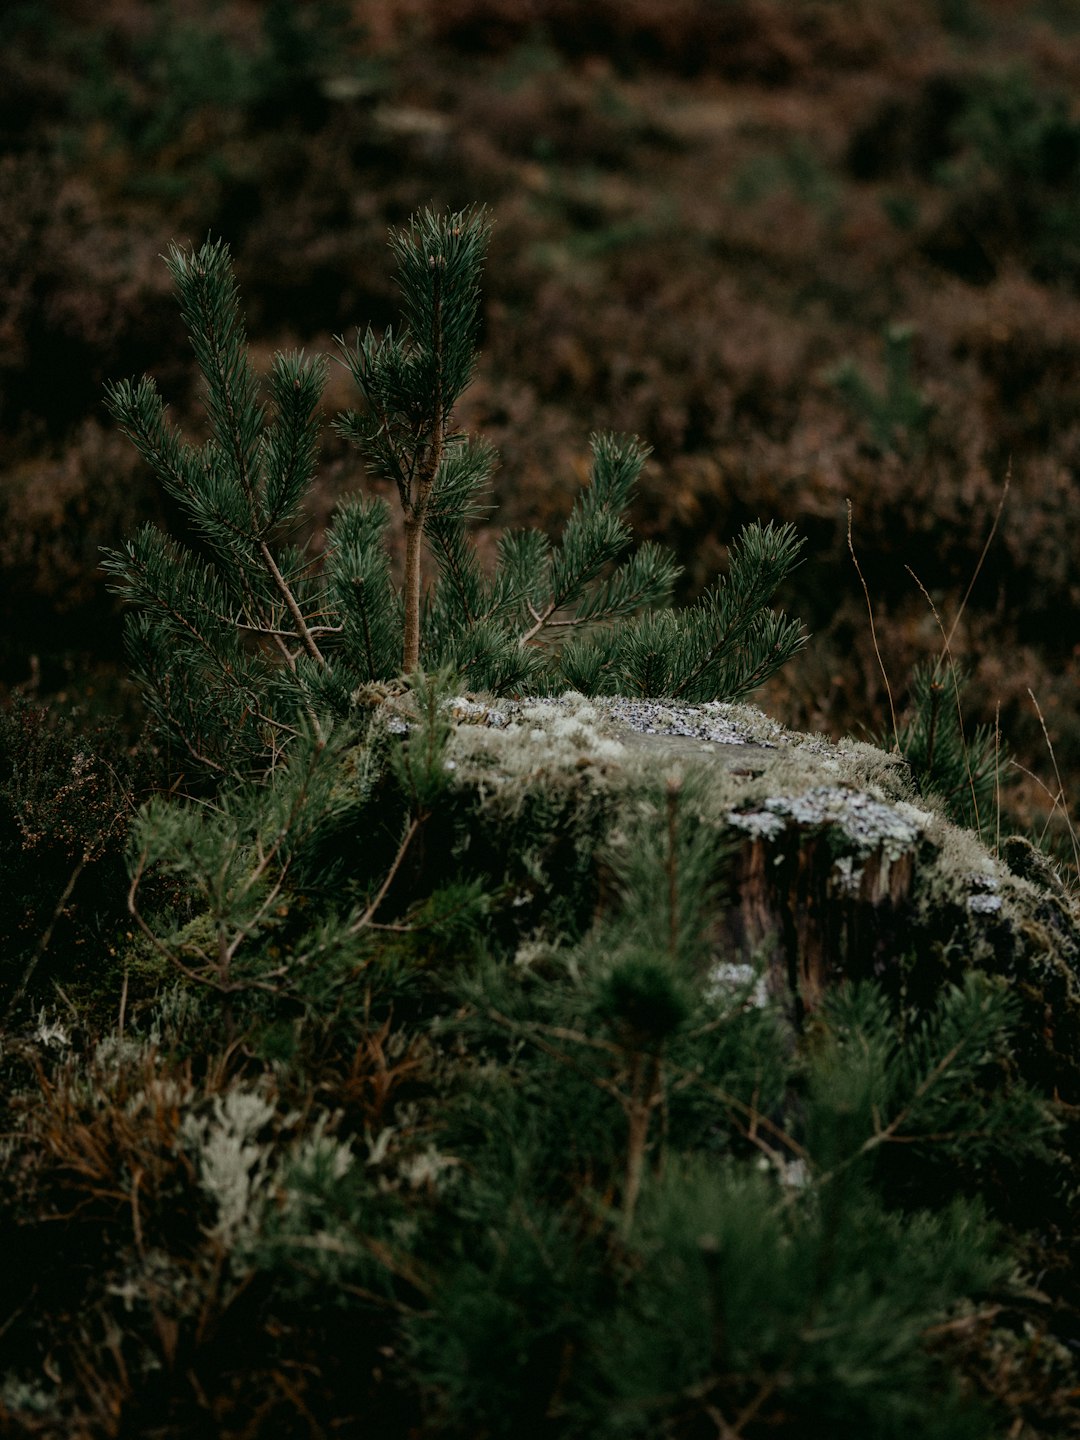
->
[3, 811, 1061, 1436]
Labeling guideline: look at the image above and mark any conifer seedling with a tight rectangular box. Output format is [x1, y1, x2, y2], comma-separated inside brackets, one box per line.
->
[104, 208, 806, 780]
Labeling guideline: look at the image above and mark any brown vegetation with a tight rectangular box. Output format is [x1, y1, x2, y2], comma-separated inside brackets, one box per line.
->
[2, 0, 1079, 846]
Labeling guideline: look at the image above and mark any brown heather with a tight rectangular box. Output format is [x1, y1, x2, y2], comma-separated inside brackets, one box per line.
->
[2, 0, 1080, 836]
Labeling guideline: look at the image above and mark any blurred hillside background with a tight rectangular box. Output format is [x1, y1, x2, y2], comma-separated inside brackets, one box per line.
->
[3, 0, 1080, 852]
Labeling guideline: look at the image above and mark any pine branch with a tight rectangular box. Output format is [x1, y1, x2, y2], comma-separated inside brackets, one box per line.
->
[166, 239, 328, 668]
[262, 350, 329, 533]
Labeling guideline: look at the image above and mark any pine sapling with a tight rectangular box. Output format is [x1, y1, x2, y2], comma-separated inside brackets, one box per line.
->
[105, 207, 807, 783]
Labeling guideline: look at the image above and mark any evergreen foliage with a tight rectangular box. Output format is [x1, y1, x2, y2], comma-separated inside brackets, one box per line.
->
[104, 209, 804, 780]
[882, 660, 1004, 836]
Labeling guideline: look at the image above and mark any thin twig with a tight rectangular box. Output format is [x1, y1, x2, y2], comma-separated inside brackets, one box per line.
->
[198, 272, 328, 672]
[351, 817, 422, 933]
[847, 500, 897, 748]
[620, 1050, 663, 1239]
[118, 965, 129, 1042]
[858, 1042, 965, 1155]
[943, 464, 1010, 657]
[234, 619, 343, 640]
[994, 701, 1002, 858]
[1007, 760, 1067, 841]
[1027, 689, 1080, 874]
[258, 540, 327, 667]
[4, 856, 87, 1020]
[520, 599, 557, 646]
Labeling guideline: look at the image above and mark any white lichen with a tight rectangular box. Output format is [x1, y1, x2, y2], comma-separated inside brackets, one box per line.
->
[966, 872, 1003, 915]
[602, 696, 772, 745]
[32, 1009, 70, 1050]
[399, 1145, 459, 1191]
[705, 960, 769, 1009]
[727, 785, 924, 860]
[725, 809, 787, 841]
[968, 892, 1004, 915]
[181, 1088, 277, 1247]
[832, 854, 866, 896]
[0, 1378, 55, 1416]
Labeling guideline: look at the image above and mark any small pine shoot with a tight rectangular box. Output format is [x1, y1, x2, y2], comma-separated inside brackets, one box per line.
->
[883, 660, 1005, 836]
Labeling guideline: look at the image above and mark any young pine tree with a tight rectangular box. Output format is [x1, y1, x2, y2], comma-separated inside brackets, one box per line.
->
[104, 209, 805, 780]
[881, 660, 1004, 837]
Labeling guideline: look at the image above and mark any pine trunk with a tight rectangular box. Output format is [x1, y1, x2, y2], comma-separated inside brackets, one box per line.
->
[402, 515, 424, 673]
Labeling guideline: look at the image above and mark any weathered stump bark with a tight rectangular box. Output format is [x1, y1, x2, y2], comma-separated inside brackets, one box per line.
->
[729, 827, 917, 1019]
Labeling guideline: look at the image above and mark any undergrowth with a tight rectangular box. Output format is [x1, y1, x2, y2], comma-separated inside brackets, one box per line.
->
[0, 702, 1074, 1436]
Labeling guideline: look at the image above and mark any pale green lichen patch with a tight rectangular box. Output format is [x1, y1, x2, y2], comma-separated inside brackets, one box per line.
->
[441, 694, 831, 797]
[445, 693, 803, 752]
[439, 697, 934, 869]
[444, 695, 626, 787]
